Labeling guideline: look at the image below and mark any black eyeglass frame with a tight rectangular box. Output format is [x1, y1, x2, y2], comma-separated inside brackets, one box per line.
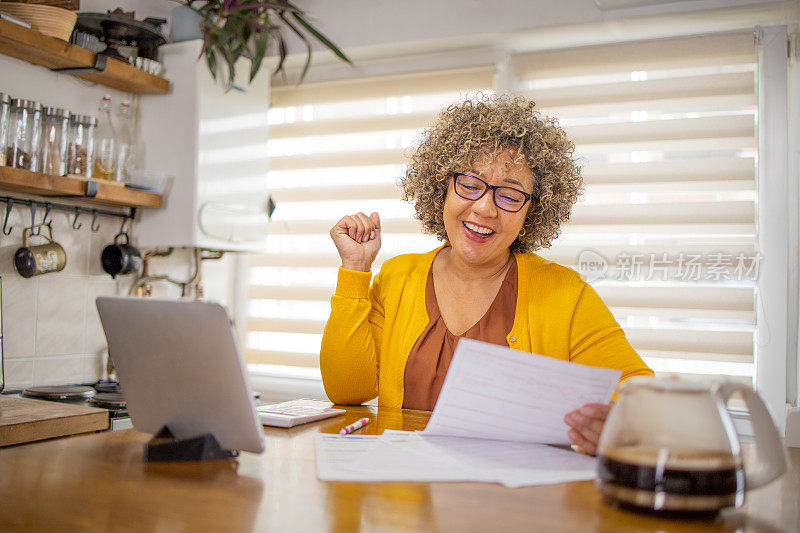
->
[451, 172, 533, 213]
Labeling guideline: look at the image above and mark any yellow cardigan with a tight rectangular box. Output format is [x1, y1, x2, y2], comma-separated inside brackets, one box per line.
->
[320, 245, 653, 407]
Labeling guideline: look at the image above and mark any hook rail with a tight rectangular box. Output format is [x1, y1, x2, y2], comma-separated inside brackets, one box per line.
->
[0, 195, 136, 237]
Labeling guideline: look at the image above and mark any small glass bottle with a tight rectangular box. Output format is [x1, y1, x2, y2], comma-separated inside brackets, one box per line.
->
[115, 99, 135, 183]
[9, 98, 42, 171]
[40, 106, 69, 176]
[0, 92, 11, 167]
[67, 113, 97, 178]
[93, 95, 117, 181]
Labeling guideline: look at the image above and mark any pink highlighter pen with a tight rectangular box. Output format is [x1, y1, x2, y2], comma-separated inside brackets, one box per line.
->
[339, 418, 370, 435]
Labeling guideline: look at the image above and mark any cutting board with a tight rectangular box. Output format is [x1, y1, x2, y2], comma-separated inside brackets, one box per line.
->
[0, 395, 108, 446]
[6, 0, 80, 10]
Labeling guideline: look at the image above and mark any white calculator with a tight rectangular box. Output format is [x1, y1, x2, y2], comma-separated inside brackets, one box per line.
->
[257, 399, 345, 428]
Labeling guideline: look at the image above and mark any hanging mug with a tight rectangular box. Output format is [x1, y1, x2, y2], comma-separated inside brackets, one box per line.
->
[14, 224, 67, 278]
[101, 231, 141, 278]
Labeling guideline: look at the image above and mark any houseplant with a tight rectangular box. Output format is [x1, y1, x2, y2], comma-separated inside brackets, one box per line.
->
[173, 0, 351, 90]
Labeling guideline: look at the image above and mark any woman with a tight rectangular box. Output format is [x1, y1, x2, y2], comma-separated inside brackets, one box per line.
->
[320, 94, 653, 454]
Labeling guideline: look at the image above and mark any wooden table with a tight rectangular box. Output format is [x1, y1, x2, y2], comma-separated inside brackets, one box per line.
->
[0, 406, 797, 532]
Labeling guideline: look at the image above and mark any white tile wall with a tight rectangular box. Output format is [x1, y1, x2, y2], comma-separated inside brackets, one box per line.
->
[0, 206, 117, 389]
[85, 280, 118, 356]
[33, 355, 84, 386]
[3, 359, 33, 389]
[1, 277, 36, 358]
[35, 276, 87, 357]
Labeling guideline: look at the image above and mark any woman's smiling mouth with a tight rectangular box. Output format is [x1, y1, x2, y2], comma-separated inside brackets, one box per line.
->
[463, 221, 495, 240]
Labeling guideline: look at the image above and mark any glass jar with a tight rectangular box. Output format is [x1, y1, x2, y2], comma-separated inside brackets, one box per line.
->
[9, 98, 42, 171]
[115, 99, 135, 183]
[67, 113, 96, 178]
[0, 92, 10, 166]
[41, 106, 69, 176]
[93, 95, 117, 181]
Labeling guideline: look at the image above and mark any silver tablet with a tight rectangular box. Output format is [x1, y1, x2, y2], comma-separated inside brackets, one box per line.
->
[96, 297, 265, 454]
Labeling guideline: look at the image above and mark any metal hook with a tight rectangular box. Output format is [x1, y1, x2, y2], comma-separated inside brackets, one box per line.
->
[36, 203, 52, 235]
[2, 199, 13, 236]
[90, 210, 100, 232]
[29, 203, 36, 233]
[119, 215, 131, 235]
[72, 207, 82, 230]
[42, 203, 52, 225]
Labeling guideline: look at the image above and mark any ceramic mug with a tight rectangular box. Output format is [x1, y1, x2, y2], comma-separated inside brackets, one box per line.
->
[14, 224, 66, 278]
[101, 231, 141, 278]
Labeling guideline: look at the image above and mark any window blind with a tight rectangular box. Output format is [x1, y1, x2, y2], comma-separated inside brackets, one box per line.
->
[246, 67, 495, 366]
[247, 31, 758, 388]
[512, 31, 758, 384]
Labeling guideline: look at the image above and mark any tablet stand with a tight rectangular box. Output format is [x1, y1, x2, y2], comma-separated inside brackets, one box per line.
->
[144, 426, 239, 462]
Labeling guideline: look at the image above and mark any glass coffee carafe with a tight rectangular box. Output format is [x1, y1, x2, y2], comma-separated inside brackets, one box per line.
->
[596, 376, 788, 513]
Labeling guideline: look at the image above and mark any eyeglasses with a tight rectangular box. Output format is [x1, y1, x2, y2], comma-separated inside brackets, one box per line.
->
[451, 172, 532, 213]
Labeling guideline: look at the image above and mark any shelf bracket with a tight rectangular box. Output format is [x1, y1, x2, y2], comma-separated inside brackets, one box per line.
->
[47, 179, 98, 200]
[50, 54, 108, 74]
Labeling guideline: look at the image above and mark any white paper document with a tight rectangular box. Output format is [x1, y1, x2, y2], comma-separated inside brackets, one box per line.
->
[315, 431, 478, 483]
[411, 433, 598, 487]
[348, 430, 482, 483]
[423, 339, 621, 445]
[314, 434, 381, 482]
[315, 430, 597, 487]
[314, 339, 620, 486]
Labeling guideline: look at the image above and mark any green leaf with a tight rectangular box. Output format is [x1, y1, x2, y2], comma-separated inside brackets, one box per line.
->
[198, 27, 212, 59]
[215, 40, 236, 91]
[279, 12, 312, 83]
[290, 12, 351, 64]
[249, 32, 269, 82]
[206, 48, 218, 82]
[231, 2, 301, 14]
[273, 34, 287, 76]
[188, 0, 352, 88]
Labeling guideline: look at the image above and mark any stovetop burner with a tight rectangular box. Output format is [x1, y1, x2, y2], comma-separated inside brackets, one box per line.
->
[15, 383, 130, 428]
[94, 381, 122, 394]
[89, 392, 126, 410]
[22, 385, 96, 401]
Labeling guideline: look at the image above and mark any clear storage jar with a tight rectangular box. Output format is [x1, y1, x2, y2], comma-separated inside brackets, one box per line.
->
[67, 113, 96, 178]
[41, 106, 69, 176]
[9, 98, 42, 171]
[0, 92, 10, 167]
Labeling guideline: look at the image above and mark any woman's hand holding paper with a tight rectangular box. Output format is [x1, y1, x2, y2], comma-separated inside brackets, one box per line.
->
[564, 402, 611, 455]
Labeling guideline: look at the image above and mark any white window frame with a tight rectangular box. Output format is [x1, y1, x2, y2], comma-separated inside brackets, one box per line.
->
[755, 25, 793, 432]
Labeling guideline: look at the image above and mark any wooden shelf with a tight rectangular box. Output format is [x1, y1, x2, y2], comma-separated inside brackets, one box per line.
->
[0, 166, 162, 208]
[0, 18, 169, 94]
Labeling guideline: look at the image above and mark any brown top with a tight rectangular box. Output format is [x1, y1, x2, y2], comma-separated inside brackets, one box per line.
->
[403, 257, 518, 411]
